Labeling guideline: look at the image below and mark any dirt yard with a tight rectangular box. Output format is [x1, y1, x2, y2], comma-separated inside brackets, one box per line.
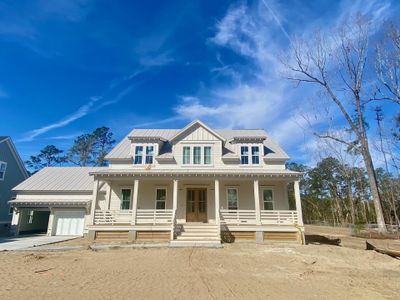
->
[0, 227, 399, 300]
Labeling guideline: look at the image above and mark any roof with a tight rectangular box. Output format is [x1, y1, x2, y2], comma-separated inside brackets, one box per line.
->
[0, 136, 29, 178]
[106, 127, 289, 160]
[12, 167, 107, 192]
[169, 120, 226, 142]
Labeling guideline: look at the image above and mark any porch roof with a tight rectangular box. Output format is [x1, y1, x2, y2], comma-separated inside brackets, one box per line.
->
[89, 168, 302, 179]
[9, 198, 90, 208]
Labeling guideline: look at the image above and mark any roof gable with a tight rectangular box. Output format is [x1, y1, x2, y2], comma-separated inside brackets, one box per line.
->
[0, 137, 29, 179]
[169, 120, 226, 142]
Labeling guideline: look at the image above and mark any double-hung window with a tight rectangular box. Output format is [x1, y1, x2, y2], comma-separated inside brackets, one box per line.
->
[145, 145, 154, 164]
[120, 189, 132, 210]
[240, 146, 249, 164]
[183, 146, 191, 164]
[251, 146, 260, 164]
[193, 147, 201, 164]
[134, 146, 143, 164]
[227, 188, 238, 210]
[0, 161, 7, 181]
[155, 188, 167, 209]
[262, 189, 274, 210]
[204, 146, 212, 165]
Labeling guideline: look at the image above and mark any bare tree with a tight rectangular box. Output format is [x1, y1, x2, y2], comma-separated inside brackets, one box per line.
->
[283, 18, 387, 232]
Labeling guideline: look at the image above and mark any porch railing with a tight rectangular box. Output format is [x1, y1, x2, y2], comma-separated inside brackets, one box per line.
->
[220, 210, 257, 225]
[260, 210, 298, 225]
[220, 209, 298, 226]
[94, 209, 174, 225]
[94, 210, 132, 225]
[136, 209, 174, 225]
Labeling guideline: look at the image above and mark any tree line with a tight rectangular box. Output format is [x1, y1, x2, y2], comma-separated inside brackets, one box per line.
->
[26, 127, 115, 172]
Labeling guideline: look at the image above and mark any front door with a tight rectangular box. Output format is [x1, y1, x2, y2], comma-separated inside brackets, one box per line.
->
[186, 188, 207, 222]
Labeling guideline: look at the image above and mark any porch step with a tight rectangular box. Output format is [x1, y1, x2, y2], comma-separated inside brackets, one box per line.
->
[170, 240, 222, 248]
[175, 223, 220, 243]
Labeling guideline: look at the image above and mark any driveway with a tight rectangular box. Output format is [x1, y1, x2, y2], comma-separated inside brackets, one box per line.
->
[0, 235, 77, 251]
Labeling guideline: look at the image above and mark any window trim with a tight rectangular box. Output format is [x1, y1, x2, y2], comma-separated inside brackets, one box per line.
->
[226, 187, 239, 210]
[133, 144, 157, 165]
[120, 187, 133, 210]
[239, 144, 262, 166]
[181, 145, 213, 165]
[0, 161, 7, 181]
[155, 186, 168, 210]
[261, 187, 274, 210]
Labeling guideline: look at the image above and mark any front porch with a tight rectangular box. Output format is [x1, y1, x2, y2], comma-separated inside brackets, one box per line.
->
[87, 173, 304, 243]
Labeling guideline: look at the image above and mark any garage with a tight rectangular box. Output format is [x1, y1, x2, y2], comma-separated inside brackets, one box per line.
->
[53, 210, 85, 236]
[18, 208, 50, 235]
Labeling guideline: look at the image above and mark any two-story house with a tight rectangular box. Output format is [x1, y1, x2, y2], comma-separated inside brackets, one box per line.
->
[0, 136, 29, 235]
[10, 120, 303, 245]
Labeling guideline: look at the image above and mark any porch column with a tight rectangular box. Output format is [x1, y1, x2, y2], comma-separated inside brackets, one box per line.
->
[214, 179, 220, 225]
[253, 179, 261, 225]
[105, 182, 112, 210]
[89, 179, 100, 225]
[294, 180, 304, 226]
[131, 179, 139, 225]
[172, 179, 178, 212]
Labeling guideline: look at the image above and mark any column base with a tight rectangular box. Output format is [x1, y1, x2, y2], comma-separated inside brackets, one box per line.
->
[88, 230, 96, 241]
[128, 230, 137, 242]
[255, 231, 264, 243]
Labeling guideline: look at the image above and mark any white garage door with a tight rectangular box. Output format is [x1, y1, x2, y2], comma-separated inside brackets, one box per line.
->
[54, 210, 85, 236]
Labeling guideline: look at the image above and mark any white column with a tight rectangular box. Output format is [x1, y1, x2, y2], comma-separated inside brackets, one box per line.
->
[294, 180, 304, 226]
[253, 179, 261, 225]
[105, 182, 112, 210]
[89, 179, 99, 225]
[214, 179, 220, 225]
[131, 179, 139, 225]
[172, 179, 178, 212]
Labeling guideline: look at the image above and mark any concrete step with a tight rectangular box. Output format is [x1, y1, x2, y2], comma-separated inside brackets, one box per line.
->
[169, 240, 222, 248]
[182, 228, 219, 233]
[176, 236, 220, 241]
[180, 232, 219, 237]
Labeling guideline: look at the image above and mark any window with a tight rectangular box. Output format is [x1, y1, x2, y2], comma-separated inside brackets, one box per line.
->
[251, 146, 260, 164]
[262, 189, 274, 210]
[193, 147, 201, 164]
[134, 146, 143, 164]
[9, 206, 13, 215]
[183, 146, 190, 164]
[145, 145, 154, 164]
[240, 146, 249, 164]
[120, 189, 132, 210]
[227, 188, 238, 210]
[155, 188, 167, 209]
[28, 210, 34, 224]
[0, 161, 7, 181]
[204, 146, 212, 165]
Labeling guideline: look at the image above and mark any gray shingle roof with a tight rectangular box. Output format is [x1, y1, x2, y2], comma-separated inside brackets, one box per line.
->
[0, 136, 9, 143]
[13, 167, 107, 192]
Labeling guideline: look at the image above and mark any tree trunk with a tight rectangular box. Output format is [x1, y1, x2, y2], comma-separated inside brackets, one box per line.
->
[360, 139, 387, 232]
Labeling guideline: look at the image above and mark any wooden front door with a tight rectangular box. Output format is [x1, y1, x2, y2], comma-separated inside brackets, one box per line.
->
[186, 188, 207, 222]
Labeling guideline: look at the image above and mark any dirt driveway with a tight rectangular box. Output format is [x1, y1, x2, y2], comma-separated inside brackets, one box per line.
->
[0, 240, 399, 300]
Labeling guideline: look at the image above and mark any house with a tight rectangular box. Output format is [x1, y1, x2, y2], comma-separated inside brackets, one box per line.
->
[10, 120, 304, 245]
[0, 136, 29, 234]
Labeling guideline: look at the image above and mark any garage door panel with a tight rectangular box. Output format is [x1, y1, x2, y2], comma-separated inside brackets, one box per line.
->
[54, 210, 85, 236]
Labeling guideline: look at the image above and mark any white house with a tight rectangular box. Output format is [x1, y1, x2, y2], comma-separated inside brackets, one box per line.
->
[10, 120, 304, 245]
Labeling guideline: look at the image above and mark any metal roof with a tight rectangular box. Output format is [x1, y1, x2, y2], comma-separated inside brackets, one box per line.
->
[106, 128, 289, 160]
[12, 167, 107, 192]
[0, 136, 9, 143]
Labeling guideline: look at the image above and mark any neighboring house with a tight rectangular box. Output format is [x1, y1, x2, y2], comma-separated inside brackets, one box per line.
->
[10, 120, 304, 244]
[0, 136, 29, 234]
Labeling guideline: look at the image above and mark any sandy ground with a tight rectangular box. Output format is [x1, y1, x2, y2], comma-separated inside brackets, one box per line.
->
[0, 227, 399, 300]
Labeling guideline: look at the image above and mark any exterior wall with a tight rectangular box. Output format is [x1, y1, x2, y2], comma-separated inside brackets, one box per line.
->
[0, 140, 28, 230]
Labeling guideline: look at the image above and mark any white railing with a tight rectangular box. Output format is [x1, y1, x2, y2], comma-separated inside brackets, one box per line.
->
[136, 209, 174, 225]
[220, 209, 298, 226]
[220, 210, 257, 225]
[260, 210, 298, 225]
[94, 210, 133, 225]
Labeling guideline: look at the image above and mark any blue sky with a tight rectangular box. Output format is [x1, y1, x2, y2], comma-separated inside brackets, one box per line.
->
[1, 0, 399, 166]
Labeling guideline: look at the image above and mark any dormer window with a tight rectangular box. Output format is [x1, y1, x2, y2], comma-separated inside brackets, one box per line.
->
[240, 145, 261, 165]
[133, 144, 155, 165]
[182, 145, 212, 165]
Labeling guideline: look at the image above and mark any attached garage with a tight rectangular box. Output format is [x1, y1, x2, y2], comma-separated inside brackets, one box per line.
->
[53, 210, 85, 236]
[18, 208, 50, 235]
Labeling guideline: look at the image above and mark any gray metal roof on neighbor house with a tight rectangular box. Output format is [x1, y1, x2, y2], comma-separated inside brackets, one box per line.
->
[12, 167, 107, 192]
[106, 128, 289, 160]
[0, 136, 9, 143]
